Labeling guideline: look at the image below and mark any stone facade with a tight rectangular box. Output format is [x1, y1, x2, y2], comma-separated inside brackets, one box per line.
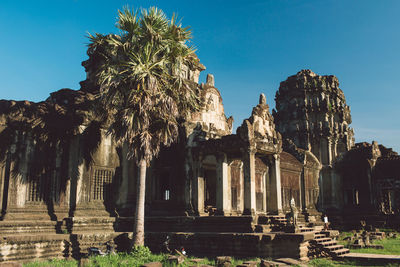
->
[0, 60, 399, 262]
[274, 69, 354, 211]
[336, 141, 400, 215]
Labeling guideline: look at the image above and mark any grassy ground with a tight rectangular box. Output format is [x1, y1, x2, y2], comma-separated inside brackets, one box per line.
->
[23, 255, 262, 267]
[308, 258, 400, 267]
[23, 246, 258, 267]
[23, 236, 400, 267]
[24, 256, 400, 267]
[24, 255, 400, 267]
[339, 229, 400, 255]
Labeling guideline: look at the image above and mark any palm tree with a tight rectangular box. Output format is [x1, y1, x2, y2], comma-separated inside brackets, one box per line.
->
[87, 7, 199, 246]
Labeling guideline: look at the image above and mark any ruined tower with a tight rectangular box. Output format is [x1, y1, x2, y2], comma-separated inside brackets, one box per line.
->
[274, 70, 354, 211]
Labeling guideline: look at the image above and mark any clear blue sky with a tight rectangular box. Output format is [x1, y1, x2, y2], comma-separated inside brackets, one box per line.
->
[1, 0, 399, 152]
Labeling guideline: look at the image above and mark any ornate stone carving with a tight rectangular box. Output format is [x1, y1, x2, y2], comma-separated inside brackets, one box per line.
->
[274, 69, 354, 159]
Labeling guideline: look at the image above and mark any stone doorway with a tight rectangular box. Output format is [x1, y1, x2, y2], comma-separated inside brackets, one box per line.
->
[255, 157, 269, 213]
[204, 169, 217, 213]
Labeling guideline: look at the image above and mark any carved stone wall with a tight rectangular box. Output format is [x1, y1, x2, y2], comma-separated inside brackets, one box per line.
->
[229, 159, 243, 212]
[280, 152, 302, 212]
[255, 157, 268, 212]
[274, 70, 354, 157]
[336, 141, 400, 215]
[187, 74, 233, 139]
[274, 70, 354, 211]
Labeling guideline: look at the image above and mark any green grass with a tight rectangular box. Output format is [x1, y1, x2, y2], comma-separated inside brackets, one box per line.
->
[339, 229, 400, 255]
[22, 248, 261, 267]
[23, 238, 400, 267]
[23, 254, 261, 267]
[308, 258, 400, 267]
[24, 258, 78, 267]
[22, 255, 400, 267]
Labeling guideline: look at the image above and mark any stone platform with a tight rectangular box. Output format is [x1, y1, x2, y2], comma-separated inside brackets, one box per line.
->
[339, 252, 400, 265]
[145, 231, 313, 261]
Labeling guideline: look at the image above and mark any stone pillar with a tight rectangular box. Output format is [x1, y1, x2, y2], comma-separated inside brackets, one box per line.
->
[243, 149, 256, 215]
[67, 136, 82, 216]
[269, 154, 283, 214]
[300, 169, 306, 212]
[0, 157, 10, 217]
[116, 143, 129, 209]
[216, 152, 229, 215]
[327, 138, 333, 164]
[193, 159, 205, 216]
[263, 170, 268, 213]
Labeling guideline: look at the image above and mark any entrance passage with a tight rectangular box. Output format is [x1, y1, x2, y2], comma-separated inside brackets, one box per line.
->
[204, 169, 217, 213]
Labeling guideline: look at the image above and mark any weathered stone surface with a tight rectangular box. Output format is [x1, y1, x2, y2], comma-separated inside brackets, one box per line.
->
[0, 262, 22, 267]
[260, 259, 288, 267]
[1, 63, 399, 264]
[140, 262, 162, 267]
[242, 260, 259, 266]
[216, 256, 231, 267]
[274, 69, 354, 211]
[167, 255, 185, 265]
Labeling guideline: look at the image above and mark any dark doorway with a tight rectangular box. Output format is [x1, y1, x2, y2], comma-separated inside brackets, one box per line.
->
[204, 169, 217, 210]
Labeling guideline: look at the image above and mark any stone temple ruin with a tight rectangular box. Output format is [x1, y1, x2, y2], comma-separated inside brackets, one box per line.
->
[0, 53, 399, 263]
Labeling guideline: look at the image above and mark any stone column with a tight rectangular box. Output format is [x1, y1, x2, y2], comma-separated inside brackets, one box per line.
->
[243, 149, 256, 215]
[193, 155, 205, 216]
[300, 169, 306, 212]
[262, 170, 268, 213]
[327, 138, 333, 164]
[116, 143, 129, 209]
[269, 154, 283, 214]
[216, 152, 229, 215]
[0, 156, 11, 217]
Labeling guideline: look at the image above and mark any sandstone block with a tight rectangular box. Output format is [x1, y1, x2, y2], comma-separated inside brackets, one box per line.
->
[242, 260, 258, 267]
[216, 256, 232, 267]
[0, 263, 22, 267]
[167, 255, 185, 265]
[260, 259, 286, 267]
[140, 262, 162, 267]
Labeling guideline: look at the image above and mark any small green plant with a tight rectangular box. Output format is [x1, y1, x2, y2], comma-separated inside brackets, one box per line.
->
[131, 245, 152, 259]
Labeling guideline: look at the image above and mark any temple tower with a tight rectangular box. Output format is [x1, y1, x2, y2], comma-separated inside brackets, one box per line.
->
[274, 70, 354, 211]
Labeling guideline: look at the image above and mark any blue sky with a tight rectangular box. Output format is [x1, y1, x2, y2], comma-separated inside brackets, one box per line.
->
[1, 0, 399, 152]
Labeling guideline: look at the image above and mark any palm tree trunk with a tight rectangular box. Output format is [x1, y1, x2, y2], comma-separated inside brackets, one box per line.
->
[133, 158, 147, 246]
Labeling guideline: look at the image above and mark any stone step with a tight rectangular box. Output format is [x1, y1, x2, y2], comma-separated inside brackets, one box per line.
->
[333, 248, 350, 256]
[316, 238, 331, 243]
[68, 224, 115, 232]
[299, 227, 314, 232]
[3, 213, 54, 221]
[314, 233, 326, 239]
[1, 250, 65, 263]
[319, 240, 337, 246]
[0, 234, 67, 263]
[0, 220, 58, 234]
[325, 244, 344, 251]
[64, 216, 116, 233]
[254, 224, 271, 233]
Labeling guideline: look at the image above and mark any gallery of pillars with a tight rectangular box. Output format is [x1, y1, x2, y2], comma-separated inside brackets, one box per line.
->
[192, 147, 283, 216]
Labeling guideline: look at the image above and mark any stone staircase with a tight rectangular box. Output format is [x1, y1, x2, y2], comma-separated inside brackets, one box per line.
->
[254, 215, 350, 259]
[311, 230, 350, 258]
[255, 215, 288, 232]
